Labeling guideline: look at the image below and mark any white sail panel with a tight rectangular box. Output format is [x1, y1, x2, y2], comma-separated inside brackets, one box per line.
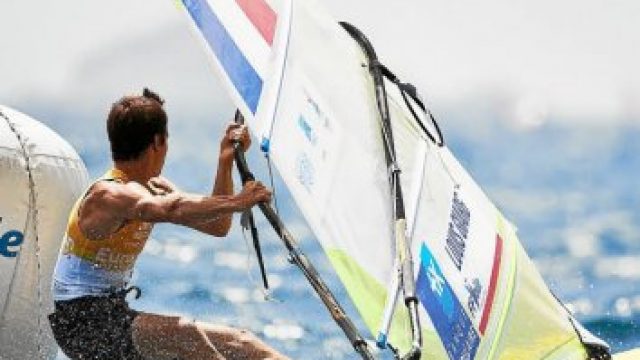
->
[268, 38, 394, 284]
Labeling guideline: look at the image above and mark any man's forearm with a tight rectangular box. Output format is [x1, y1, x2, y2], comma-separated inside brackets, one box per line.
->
[161, 192, 242, 237]
[194, 152, 235, 236]
[212, 153, 234, 197]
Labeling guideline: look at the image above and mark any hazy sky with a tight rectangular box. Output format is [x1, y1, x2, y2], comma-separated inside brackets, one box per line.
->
[1, 0, 638, 254]
[1, 0, 638, 129]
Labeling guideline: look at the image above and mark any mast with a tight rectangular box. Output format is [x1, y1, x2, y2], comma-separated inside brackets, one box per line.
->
[339, 21, 423, 360]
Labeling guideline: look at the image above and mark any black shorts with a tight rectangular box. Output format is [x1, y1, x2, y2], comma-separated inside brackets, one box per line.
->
[48, 292, 145, 360]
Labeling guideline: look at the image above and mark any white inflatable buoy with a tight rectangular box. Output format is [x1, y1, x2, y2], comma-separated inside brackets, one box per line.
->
[0, 105, 88, 360]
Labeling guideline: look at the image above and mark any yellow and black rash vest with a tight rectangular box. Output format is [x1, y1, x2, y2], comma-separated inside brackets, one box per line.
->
[52, 168, 153, 301]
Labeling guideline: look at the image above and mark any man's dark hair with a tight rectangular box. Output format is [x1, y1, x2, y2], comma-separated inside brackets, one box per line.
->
[107, 88, 168, 161]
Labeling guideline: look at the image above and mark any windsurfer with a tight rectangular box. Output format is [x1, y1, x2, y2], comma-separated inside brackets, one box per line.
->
[48, 88, 289, 360]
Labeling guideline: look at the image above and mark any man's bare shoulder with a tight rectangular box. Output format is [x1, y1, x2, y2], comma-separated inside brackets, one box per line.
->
[83, 179, 149, 212]
[76, 180, 153, 237]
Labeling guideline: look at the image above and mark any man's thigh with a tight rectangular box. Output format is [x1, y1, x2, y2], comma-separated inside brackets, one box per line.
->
[132, 313, 192, 360]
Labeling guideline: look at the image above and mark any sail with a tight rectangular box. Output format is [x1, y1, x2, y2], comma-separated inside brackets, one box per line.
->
[177, 0, 613, 359]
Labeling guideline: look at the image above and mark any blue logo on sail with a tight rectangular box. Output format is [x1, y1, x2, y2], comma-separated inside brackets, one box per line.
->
[416, 243, 479, 360]
[298, 115, 317, 145]
[425, 258, 455, 320]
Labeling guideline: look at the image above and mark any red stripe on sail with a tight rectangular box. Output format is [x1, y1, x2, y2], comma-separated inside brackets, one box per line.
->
[479, 234, 503, 335]
[235, 0, 277, 45]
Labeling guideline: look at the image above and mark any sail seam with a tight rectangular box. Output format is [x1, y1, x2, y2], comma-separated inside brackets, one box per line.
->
[540, 336, 580, 360]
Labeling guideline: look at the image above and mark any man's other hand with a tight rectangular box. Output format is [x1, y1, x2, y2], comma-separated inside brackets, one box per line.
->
[236, 181, 272, 210]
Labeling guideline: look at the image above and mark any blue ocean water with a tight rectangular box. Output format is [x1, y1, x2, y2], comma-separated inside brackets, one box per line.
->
[54, 116, 640, 359]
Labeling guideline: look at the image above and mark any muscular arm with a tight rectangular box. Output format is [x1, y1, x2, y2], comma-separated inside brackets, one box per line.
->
[206, 152, 235, 235]
[157, 153, 236, 236]
[78, 176, 270, 240]
[153, 123, 252, 236]
[191, 122, 253, 236]
[79, 124, 262, 239]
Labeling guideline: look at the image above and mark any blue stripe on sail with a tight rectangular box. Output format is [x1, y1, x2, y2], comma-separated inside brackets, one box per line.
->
[183, 0, 262, 113]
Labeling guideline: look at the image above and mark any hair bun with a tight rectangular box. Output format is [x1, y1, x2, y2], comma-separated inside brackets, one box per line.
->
[142, 87, 164, 105]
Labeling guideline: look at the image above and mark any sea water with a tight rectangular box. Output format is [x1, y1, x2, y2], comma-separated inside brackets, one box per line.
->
[53, 218, 640, 360]
[56, 123, 640, 359]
